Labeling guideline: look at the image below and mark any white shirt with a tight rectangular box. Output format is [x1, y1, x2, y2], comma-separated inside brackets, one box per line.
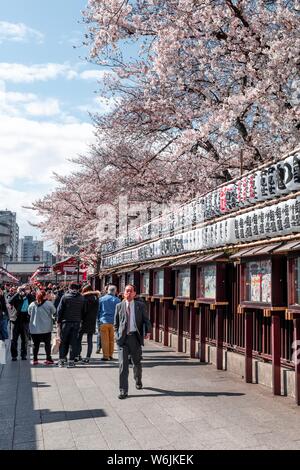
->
[126, 300, 136, 333]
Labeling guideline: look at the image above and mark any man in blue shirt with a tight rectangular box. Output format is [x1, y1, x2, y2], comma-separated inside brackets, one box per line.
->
[98, 285, 121, 361]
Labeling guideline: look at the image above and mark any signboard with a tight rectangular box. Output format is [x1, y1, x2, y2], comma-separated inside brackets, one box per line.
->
[102, 195, 300, 268]
[101, 150, 300, 255]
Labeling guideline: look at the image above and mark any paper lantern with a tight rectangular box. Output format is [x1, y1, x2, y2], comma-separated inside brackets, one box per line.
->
[284, 153, 300, 191]
[224, 218, 236, 244]
[275, 161, 289, 195]
[195, 228, 203, 250]
[267, 165, 277, 198]
[248, 174, 259, 203]
[250, 209, 260, 240]
[277, 201, 291, 235]
[288, 198, 300, 233]
[195, 197, 205, 224]
[241, 176, 251, 205]
[259, 169, 273, 200]
[203, 193, 213, 220]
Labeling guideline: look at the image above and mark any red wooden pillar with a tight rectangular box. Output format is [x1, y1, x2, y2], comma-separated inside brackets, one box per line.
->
[163, 300, 169, 347]
[293, 317, 300, 405]
[177, 303, 183, 352]
[245, 310, 253, 383]
[272, 312, 281, 395]
[216, 307, 223, 370]
[155, 301, 160, 342]
[149, 301, 155, 340]
[190, 306, 196, 358]
[199, 305, 206, 362]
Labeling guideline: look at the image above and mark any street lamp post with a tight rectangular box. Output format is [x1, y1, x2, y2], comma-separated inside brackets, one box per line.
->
[77, 257, 80, 284]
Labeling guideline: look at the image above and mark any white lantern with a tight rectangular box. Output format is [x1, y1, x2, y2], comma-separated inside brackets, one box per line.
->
[224, 218, 236, 245]
[275, 161, 289, 195]
[284, 154, 300, 191]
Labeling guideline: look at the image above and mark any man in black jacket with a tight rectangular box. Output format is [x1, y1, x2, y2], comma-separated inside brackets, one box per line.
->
[0, 287, 9, 341]
[9, 285, 35, 361]
[57, 283, 85, 368]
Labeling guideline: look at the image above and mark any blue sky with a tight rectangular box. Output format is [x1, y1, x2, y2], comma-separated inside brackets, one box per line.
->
[0, 0, 114, 251]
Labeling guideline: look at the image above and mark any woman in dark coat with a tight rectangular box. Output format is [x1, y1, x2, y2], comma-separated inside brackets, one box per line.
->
[77, 285, 100, 363]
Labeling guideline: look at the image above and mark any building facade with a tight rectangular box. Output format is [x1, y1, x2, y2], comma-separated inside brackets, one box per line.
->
[19, 236, 44, 263]
[43, 250, 55, 266]
[0, 211, 19, 265]
[97, 147, 300, 406]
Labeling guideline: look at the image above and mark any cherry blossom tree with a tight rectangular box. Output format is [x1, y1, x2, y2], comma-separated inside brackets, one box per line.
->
[84, 0, 300, 181]
[31, 0, 300, 259]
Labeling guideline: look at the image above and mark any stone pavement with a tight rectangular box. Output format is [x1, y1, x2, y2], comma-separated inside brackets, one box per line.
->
[1, 339, 300, 450]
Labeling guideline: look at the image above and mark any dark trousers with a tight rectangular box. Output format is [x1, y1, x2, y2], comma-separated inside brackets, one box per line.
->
[77, 331, 93, 358]
[31, 332, 52, 361]
[59, 322, 80, 361]
[118, 333, 142, 393]
[10, 320, 29, 359]
[0, 318, 9, 340]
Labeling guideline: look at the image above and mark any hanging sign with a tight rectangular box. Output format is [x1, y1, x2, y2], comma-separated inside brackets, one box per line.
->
[102, 150, 300, 255]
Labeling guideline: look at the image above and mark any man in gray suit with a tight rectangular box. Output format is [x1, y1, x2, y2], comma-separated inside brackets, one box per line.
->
[114, 284, 151, 399]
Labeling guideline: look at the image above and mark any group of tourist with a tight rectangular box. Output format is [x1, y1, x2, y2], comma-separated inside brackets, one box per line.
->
[0, 281, 152, 398]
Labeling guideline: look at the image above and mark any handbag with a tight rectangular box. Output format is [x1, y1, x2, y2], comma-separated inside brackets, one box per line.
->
[0, 340, 6, 365]
[51, 336, 61, 355]
[8, 306, 17, 322]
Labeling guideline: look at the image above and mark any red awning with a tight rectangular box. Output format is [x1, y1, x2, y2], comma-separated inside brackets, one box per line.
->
[52, 257, 87, 274]
[0, 267, 19, 283]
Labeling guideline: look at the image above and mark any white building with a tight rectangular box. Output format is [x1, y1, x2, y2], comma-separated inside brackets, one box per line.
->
[19, 236, 44, 263]
[0, 211, 19, 264]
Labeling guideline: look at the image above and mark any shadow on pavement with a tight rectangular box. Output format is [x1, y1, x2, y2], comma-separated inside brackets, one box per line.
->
[40, 409, 106, 423]
[127, 387, 245, 398]
[31, 382, 51, 388]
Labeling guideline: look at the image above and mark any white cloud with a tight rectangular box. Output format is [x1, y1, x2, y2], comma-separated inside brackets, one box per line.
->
[0, 116, 94, 187]
[0, 21, 44, 44]
[0, 63, 76, 83]
[0, 63, 113, 84]
[80, 70, 112, 81]
[24, 98, 61, 117]
[0, 113, 94, 238]
[78, 95, 119, 115]
[0, 90, 62, 118]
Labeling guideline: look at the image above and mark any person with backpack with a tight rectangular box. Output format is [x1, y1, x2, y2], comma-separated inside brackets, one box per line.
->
[9, 285, 35, 361]
[76, 285, 100, 363]
[56, 283, 85, 368]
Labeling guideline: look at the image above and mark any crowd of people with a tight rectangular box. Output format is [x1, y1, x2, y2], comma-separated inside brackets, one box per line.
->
[0, 281, 151, 398]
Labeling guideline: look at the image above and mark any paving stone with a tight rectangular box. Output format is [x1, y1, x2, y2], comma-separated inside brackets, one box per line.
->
[0, 440, 13, 450]
[1, 341, 300, 450]
[74, 434, 109, 450]
[13, 440, 45, 450]
[13, 424, 43, 444]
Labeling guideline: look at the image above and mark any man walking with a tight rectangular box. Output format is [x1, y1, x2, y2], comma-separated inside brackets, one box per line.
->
[9, 285, 35, 361]
[114, 284, 151, 399]
[99, 285, 121, 361]
[56, 283, 85, 368]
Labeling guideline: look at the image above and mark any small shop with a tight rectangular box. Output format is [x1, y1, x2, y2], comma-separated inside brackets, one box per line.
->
[169, 256, 197, 355]
[148, 261, 173, 344]
[194, 253, 229, 368]
[233, 243, 287, 394]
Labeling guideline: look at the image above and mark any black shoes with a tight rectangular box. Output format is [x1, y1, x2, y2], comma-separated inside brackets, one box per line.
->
[81, 358, 90, 363]
[12, 357, 17, 362]
[21, 356, 27, 360]
[109, 356, 114, 360]
[101, 358, 109, 361]
[136, 383, 143, 390]
[118, 391, 128, 399]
